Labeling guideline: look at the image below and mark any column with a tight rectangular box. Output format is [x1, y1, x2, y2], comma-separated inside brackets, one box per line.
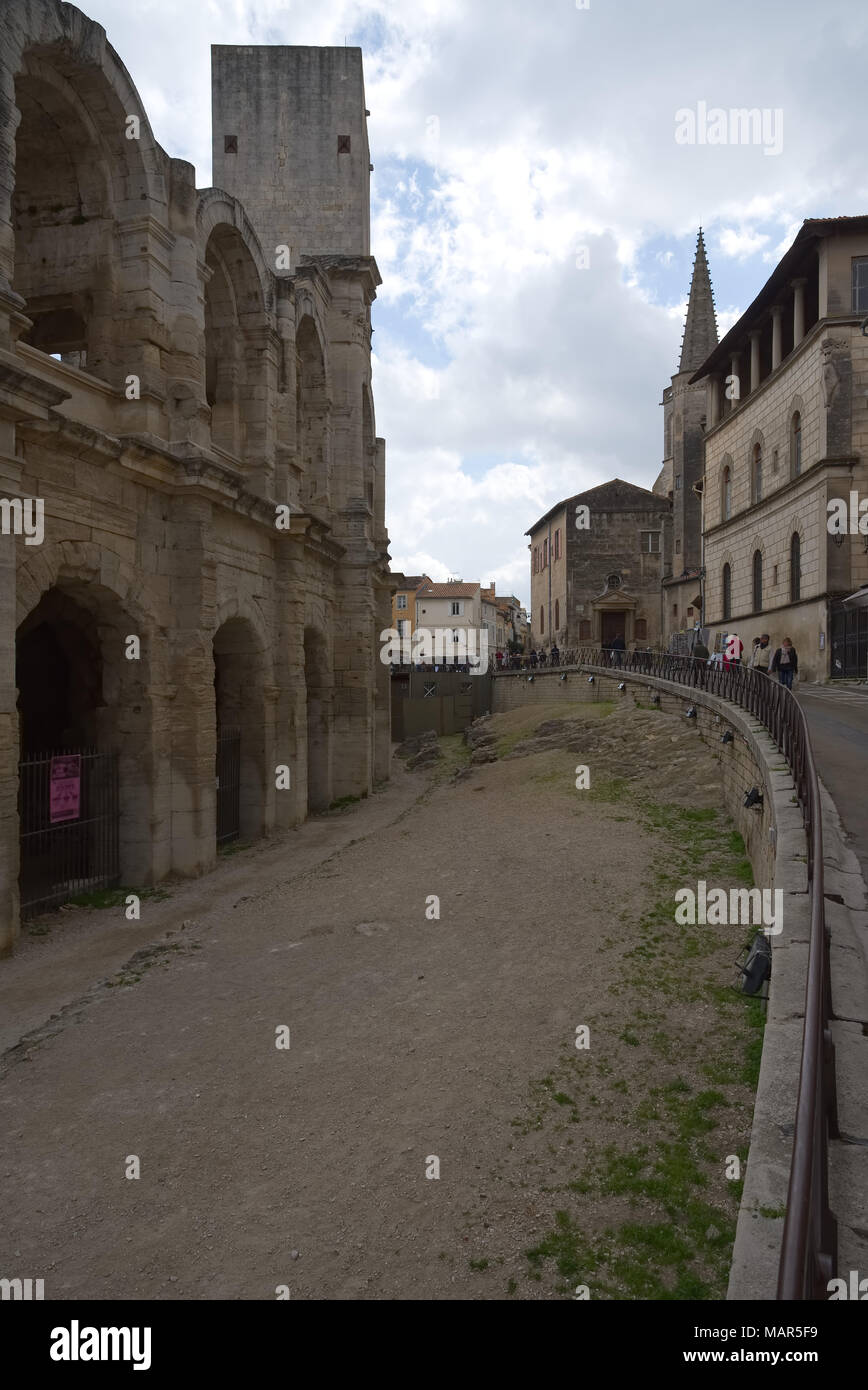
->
[771, 304, 783, 370]
[729, 351, 742, 410]
[749, 330, 762, 393]
[792, 278, 807, 347]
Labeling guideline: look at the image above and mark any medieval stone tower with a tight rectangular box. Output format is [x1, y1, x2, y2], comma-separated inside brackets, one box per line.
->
[657, 229, 719, 632]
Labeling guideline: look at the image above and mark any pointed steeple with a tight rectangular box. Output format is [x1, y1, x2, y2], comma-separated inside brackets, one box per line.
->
[678, 228, 718, 373]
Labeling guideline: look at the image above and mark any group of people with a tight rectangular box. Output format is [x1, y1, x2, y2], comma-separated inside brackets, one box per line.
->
[692, 632, 799, 688]
[495, 645, 560, 669]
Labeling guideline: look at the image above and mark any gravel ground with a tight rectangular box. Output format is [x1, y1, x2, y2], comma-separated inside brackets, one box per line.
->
[0, 699, 762, 1300]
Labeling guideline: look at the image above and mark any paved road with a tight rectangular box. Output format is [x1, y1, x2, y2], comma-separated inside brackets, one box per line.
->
[797, 684, 868, 882]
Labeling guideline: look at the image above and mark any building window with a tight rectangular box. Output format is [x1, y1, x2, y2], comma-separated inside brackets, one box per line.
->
[640, 531, 661, 553]
[772, 448, 779, 474]
[554, 599, 560, 629]
[752, 443, 762, 504]
[790, 532, 801, 602]
[540, 606, 545, 634]
[791, 412, 802, 478]
[687, 606, 694, 616]
[451, 600, 463, 616]
[396, 594, 407, 610]
[675, 538, 681, 553]
[722, 563, 732, 621]
[554, 528, 561, 560]
[675, 474, 682, 489]
[543, 537, 548, 567]
[752, 550, 763, 612]
[635, 618, 647, 640]
[672, 603, 678, 616]
[579, 619, 591, 640]
[853, 257, 868, 312]
[773, 564, 779, 586]
[397, 619, 408, 638]
[721, 464, 732, 521]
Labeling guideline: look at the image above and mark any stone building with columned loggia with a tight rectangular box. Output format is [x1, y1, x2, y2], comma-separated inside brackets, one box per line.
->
[690, 216, 868, 680]
[0, 1, 391, 954]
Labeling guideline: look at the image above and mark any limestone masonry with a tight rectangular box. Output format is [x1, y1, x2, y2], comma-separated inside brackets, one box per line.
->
[0, 1, 390, 954]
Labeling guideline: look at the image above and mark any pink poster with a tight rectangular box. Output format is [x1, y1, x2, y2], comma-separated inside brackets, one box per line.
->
[49, 755, 81, 824]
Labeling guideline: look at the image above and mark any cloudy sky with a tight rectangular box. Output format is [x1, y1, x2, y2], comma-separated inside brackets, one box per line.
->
[80, 0, 868, 607]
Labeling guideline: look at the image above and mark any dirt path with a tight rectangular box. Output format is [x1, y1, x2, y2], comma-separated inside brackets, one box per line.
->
[0, 700, 762, 1300]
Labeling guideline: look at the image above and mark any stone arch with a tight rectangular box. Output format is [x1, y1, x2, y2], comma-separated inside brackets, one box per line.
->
[304, 622, 333, 813]
[211, 610, 269, 843]
[296, 313, 332, 507]
[201, 216, 271, 463]
[196, 191, 274, 315]
[14, 549, 161, 903]
[788, 394, 805, 478]
[6, 11, 164, 378]
[719, 453, 733, 522]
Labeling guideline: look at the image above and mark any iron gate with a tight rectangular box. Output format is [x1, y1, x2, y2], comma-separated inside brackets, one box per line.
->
[216, 726, 241, 846]
[18, 749, 119, 919]
[829, 603, 868, 679]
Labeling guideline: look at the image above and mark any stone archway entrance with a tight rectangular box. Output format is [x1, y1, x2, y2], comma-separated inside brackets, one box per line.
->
[213, 618, 267, 846]
[15, 582, 151, 917]
[304, 626, 333, 813]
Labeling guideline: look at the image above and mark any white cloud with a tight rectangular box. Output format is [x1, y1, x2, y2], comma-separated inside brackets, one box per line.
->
[73, 0, 868, 606]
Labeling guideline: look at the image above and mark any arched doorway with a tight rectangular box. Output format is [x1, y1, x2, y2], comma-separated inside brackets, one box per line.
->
[304, 626, 333, 813]
[213, 618, 267, 845]
[15, 582, 151, 916]
[296, 316, 331, 508]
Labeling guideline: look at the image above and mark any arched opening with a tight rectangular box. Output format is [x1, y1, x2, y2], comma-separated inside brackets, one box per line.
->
[304, 626, 333, 813]
[752, 550, 763, 613]
[15, 582, 152, 916]
[11, 55, 136, 385]
[296, 316, 331, 507]
[790, 532, 801, 602]
[213, 618, 266, 845]
[721, 462, 732, 521]
[752, 443, 763, 504]
[722, 563, 732, 621]
[790, 412, 802, 478]
[204, 225, 266, 461]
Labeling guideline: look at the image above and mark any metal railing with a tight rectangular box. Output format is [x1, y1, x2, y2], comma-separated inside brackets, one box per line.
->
[18, 748, 119, 918]
[503, 647, 836, 1299]
[216, 727, 241, 847]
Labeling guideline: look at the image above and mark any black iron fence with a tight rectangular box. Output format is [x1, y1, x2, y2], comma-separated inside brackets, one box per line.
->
[18, 748, 119, 918]
[216, 726, 241, 847]
[554, 647, 835, 1300]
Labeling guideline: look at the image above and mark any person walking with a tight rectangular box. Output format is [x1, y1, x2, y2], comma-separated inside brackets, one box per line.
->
[723, 632, 744, 670]
[693, 637, 710, 661]
[550, 642, 560, 667]
[751, 633, 771, 672]
[530, 648, 538, 669]
[771, 637, 798, 689]
[610, 632, 625, 668]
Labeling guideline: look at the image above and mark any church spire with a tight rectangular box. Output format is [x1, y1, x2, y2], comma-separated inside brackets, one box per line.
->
[678, 227, 718, 373]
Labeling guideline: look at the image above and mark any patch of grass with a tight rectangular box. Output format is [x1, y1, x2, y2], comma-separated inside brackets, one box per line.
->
[468, 1257, 489, 1271]
[66, 885, 171, 909]
[328, 794, 362, 810]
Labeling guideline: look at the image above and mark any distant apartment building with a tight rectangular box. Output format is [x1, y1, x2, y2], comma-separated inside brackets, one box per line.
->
[481, 584, 524, 651]
[415, 580, 482, 635]
[691, 216, 868, 679]
[390, 574, 429, 642]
